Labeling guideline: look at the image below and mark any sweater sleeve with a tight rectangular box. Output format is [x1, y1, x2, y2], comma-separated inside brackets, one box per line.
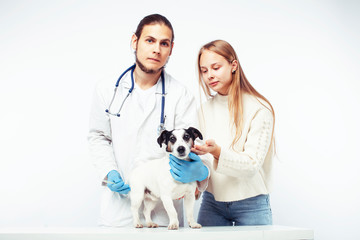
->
[214, 108, 274, 179]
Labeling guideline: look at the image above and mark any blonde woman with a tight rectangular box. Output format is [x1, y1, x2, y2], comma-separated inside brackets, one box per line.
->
[192, 40, 275, 226]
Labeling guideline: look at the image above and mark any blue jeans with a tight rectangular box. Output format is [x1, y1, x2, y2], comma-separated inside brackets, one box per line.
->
[197, 191, 273, 226]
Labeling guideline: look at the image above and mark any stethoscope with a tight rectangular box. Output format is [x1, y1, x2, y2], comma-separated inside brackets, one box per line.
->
[105, 64, 166, 135]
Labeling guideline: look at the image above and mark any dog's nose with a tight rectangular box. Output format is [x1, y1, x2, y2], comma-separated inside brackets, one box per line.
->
[177, 146, 185, 154]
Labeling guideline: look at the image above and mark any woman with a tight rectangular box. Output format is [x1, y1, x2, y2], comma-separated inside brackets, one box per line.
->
[193, 40, 275, 226]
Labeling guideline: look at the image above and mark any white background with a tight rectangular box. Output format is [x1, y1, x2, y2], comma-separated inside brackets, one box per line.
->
[1, 1, 359, 239]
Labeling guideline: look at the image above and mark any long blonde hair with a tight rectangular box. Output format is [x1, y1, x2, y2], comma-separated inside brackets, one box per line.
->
[197, 40, 275, 149]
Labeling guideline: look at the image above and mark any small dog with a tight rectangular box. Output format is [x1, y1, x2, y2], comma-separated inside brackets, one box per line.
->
[128, 127, 203, 230]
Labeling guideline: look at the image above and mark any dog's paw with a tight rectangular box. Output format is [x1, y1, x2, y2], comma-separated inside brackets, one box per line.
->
[167, 223, 179, 230]
[189, 222, 202, 229]
[147, 222, 159, 228]
[134, 223, 143, 228]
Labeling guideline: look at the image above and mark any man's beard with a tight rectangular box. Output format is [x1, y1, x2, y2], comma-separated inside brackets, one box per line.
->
[134, 51, 168, 74]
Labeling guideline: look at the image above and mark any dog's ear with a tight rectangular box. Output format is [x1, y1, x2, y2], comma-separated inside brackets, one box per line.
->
[187, 127, 203, 140]
[157, 130, 169, 148]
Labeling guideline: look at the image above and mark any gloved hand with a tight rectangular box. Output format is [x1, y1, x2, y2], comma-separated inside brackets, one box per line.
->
[169, 152, 209, 183]
[106, 170, 131, 194]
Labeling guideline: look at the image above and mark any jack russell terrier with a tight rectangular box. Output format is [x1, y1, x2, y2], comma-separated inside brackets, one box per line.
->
[128, 127, 203, 230]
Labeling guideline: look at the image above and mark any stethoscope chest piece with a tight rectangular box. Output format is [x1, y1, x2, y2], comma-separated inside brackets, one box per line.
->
[157, 123, 166, 136]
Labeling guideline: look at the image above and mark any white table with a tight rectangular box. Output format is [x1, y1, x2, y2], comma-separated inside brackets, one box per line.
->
[0, 225, 314, 240]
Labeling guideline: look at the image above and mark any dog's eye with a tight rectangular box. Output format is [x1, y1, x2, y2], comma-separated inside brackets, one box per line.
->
[183, 134, 190, 141]
[170, 136, 176, 143]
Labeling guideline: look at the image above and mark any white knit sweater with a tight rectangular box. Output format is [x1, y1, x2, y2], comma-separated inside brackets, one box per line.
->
[198, 93, 274, 202]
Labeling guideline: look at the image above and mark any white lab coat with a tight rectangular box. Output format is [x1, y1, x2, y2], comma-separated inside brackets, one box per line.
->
[88, 68, 200, 227]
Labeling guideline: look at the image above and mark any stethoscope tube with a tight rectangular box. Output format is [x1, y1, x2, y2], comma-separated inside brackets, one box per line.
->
[115, 64, 136, 89]
[105, 64, 135, 117]
[105, 64, 166, 134]
[158, 72, 166, 134]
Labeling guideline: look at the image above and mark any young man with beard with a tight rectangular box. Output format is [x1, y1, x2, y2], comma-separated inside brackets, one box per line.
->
[88, 14, 209, 227]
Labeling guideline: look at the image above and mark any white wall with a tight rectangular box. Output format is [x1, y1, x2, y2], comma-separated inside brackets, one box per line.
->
[1, 1, 359, 239]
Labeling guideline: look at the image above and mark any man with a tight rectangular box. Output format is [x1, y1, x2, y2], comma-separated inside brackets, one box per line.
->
[88, 14, 209, 227]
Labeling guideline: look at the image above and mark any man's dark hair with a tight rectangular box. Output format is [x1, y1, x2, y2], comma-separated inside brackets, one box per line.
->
[134, 14, 174, 43]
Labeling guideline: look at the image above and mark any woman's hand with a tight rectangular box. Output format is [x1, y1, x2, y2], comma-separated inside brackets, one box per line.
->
[192, 139, 221, 160]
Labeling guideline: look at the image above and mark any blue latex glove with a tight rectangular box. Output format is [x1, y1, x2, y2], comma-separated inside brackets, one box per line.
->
[169, 152, 209, 183]
[107, 170, 131, 194]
